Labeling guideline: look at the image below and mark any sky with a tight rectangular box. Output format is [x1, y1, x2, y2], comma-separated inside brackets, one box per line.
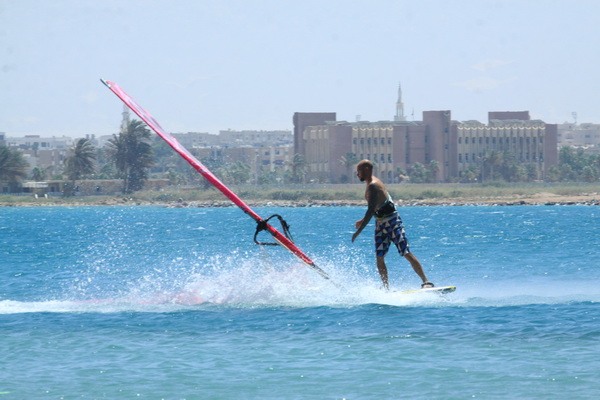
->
[1, 0, 599, 138]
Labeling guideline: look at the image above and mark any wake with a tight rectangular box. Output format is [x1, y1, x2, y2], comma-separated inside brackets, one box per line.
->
[2, 256, 599, 314]
[2, 276, 598, 315]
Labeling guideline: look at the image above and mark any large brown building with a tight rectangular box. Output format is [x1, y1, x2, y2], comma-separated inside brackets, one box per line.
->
[294, 111, 558, 183]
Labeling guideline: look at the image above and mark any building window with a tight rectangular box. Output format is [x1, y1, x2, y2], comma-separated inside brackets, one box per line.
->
[367, 138, 371, 146]
[388, 154, 392, 163]
[380, 138, 385, 145]
[380, 154, 385, 163]
[388, 138, 392, 145]
[465, 153, 469, 162]
[458, 137, 462, 144]
[459, 153, 463, 162]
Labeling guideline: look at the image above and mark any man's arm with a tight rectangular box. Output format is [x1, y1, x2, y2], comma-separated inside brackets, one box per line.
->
[352, 183, 379, 242]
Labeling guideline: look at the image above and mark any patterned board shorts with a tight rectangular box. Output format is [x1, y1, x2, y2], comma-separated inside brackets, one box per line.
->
[374, 212, 410, 257]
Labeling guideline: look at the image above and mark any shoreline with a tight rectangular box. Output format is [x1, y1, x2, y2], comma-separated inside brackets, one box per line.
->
[1, 193, 599, 208]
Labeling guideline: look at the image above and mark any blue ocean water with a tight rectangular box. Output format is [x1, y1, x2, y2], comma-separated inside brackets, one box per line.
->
[1, 204, 600, 399]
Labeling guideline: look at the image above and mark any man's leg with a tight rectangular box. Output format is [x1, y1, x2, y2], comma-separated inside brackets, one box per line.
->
[376, 256, 389, 290]
[403, 252, 432, 286]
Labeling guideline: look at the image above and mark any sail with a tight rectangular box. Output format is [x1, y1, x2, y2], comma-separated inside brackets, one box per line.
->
[100, 79, 332, 281]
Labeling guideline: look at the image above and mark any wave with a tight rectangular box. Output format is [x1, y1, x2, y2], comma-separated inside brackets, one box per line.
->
[1, 262, 598, 314]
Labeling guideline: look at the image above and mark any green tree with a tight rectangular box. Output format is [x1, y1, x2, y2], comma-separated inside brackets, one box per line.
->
[483, 150, 504, 181]
[582, 165, 598, 182]
[0, 146, 29, 191]
[460, 165, 479, 183]
[257, 167, 281, 185]
[396, 166, 408, 182]
[226, 161, 251, 184]
[408, 162, 429, 183]
[547, 165, 561, 182]
[289, 153, 307, 184]
[65, 138, 96, 181]
[30, 167, 47, 181]
[107, 120, 154, 193]
[428, 160, 440, 182]
[339, 152, 359, 182]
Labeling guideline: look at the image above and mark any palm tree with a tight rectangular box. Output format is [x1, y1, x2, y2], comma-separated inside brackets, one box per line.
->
[483, 150, 504, 181]
[31, 167, 47, 181]
[107, 120, 154, 193]
[408, 162, 428, 183]
[0, 146, 29, 191]
[289, 153, 307, 184]
[64, 138, 96, 183]
[226, 161, 251, 184]
[339, 152, 359, 183]
[63, 138, 96, 196]
[428, 160, 440, 182]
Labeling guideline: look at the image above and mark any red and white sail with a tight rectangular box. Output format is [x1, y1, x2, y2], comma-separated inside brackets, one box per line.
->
[101, 79, 331, 281]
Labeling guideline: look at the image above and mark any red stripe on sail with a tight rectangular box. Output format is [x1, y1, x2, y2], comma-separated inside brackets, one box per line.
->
[100, 79, 329, 278]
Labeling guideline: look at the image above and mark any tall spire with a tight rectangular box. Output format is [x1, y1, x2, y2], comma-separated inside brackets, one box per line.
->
[120, 103, 130, 134]
[394, 82, 406, 122]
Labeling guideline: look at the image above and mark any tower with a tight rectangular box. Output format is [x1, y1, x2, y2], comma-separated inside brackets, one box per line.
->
[120, 104, 130, 134]
[394, 83, 406, 122]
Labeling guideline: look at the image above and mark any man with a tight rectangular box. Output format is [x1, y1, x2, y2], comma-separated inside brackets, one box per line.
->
[351, 160, 434, 290]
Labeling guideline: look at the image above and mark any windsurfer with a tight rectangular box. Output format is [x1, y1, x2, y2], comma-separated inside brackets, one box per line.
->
[351, 159, 434, 290]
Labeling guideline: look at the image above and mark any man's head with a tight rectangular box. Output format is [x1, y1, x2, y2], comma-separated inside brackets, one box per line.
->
[356, 159, 373, 182]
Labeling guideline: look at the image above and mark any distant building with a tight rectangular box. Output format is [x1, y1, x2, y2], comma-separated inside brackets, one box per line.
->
[557, 122, 600, 151]
[193, 144, 292, 182]
[0, 132, 5, 146]
[218, 129, 292, 147]
[457, 112, 558, 180]
[294, 110, 558, 183]
[293, 112, 337, 158]
[172, 132, 218, 148]
[5, 135, 74, 151]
